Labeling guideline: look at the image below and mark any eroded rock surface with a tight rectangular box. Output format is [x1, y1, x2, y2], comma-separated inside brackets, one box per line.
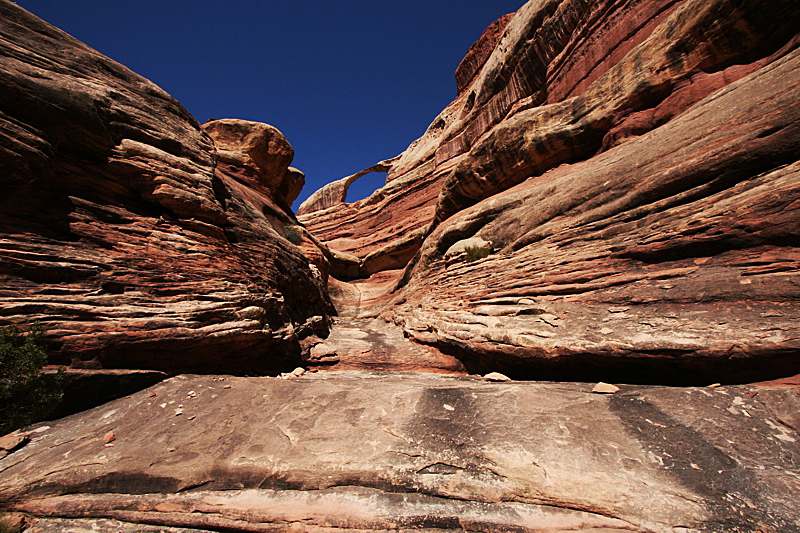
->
[302, 317, 465, 374]
[2, 0, 800, 531]
[388, 43, 800, 384]
[1, 374, 798, 532]
[299, 0, 800, 308]
[295, 0, 800, 383]
[0, 0, 333, 375]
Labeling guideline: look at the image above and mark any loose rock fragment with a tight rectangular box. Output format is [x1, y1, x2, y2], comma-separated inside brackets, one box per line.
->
[592, 382, 620, 394]
[102, 431, 115, 444]
[484, 372, 512, 382]
[308, 342, 339, 362]
[0, 434, 29, 458]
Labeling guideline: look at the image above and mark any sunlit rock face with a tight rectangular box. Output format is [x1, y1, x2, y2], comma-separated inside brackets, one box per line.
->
[2, 374, 799, 533]
[387, 0, 800, 384]
[0, 0, 334, 375]
[0, 1, 799, 532]
[300, 0, 800, 383]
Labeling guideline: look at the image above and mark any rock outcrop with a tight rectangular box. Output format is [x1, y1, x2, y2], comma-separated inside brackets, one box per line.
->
[0, 0, 334, 376]
[297, 155, 437, 277]
[299, 0, 800, 283]
[454, 13, 515, 97]
[2, 0, 800, 531]
[389, 44, 800, 384]
[2, 375, 798, 532]
[299, 0, 800, 384]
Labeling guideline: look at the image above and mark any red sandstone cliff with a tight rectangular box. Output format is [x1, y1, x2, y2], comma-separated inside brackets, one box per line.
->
[0, 1, 334, 375]
[301, 0, 800, 384]
[1, 2, 800, 532]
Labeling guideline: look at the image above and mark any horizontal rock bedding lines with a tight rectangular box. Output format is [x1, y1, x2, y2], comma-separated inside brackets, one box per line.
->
[0, 0, 796, 382]
[386, 45, 800, 384]
[293, 0, 800, 384]
[299, 0, 800, 286]
[0, 1, 799, 532]
[0, 0, 334, 376]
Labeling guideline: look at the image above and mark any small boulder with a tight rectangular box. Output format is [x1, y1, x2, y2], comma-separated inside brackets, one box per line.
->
[308, 342, 340, 363]
[592, 382, 620, 394]
[0, 433, 30, 459]
[484, 372, 512, 382]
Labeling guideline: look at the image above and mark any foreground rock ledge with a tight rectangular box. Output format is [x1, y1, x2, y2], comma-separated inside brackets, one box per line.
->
[2, 373, 798, 532]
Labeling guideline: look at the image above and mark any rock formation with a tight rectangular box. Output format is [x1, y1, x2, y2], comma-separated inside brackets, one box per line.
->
[303, 0, 800, 385]
[1, 375, 798, 532]
[1, 0, 800, 531]
[454, 13, 515, 97]
[0, 0, 334, 376]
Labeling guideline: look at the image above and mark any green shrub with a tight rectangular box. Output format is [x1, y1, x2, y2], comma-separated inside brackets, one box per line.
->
[0, 322, 64, 435]
[284, 225, 303, 245]
[464, 245, 491, 262]
[0, 514, 22, 533]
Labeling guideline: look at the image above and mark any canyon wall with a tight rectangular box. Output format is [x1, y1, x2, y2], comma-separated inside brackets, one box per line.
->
[1, 2, 800, 532]
[301, 0, 800, 383]
[0, 0, 334, 375]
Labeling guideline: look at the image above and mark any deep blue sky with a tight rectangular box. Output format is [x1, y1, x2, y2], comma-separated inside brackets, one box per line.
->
[15, 1, 522, 207]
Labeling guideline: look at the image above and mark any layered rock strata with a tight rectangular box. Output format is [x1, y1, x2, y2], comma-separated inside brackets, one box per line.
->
[298, 0, 800, 383]
[301, 0, 800, 286]
[430, 0, 800, 225]
[297, 159, 439, 278]
[0, 0, 333, 375]
[454, 13, 515, 96]
[388, 42, 800, 384]
[0, 1, 799, 531]
[1, 374, 798, 532]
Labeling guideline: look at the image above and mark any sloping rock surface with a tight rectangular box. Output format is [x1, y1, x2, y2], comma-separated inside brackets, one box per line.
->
[0, 0, 333, 375]
[1, 374, 798, 532]
[2, 1, 800, 531]
[388, 42, 800, 383]
[302, 316, 465, 374]
[297, 0, 800, 383]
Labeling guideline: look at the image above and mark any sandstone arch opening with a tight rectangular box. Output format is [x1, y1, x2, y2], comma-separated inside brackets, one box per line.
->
[345, 171, 387, 203]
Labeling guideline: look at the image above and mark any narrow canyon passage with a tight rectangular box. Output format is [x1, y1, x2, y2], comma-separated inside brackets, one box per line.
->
[307, 269, 466, 375]
[2, 0, 800, 530]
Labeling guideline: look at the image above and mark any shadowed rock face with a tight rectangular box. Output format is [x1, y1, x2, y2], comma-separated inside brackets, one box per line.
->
[1, 375, 798, 532]
[0, 1, 334, 375]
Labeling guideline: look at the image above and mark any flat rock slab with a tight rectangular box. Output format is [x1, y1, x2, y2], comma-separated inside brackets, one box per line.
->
[2, 373, 798, 532]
